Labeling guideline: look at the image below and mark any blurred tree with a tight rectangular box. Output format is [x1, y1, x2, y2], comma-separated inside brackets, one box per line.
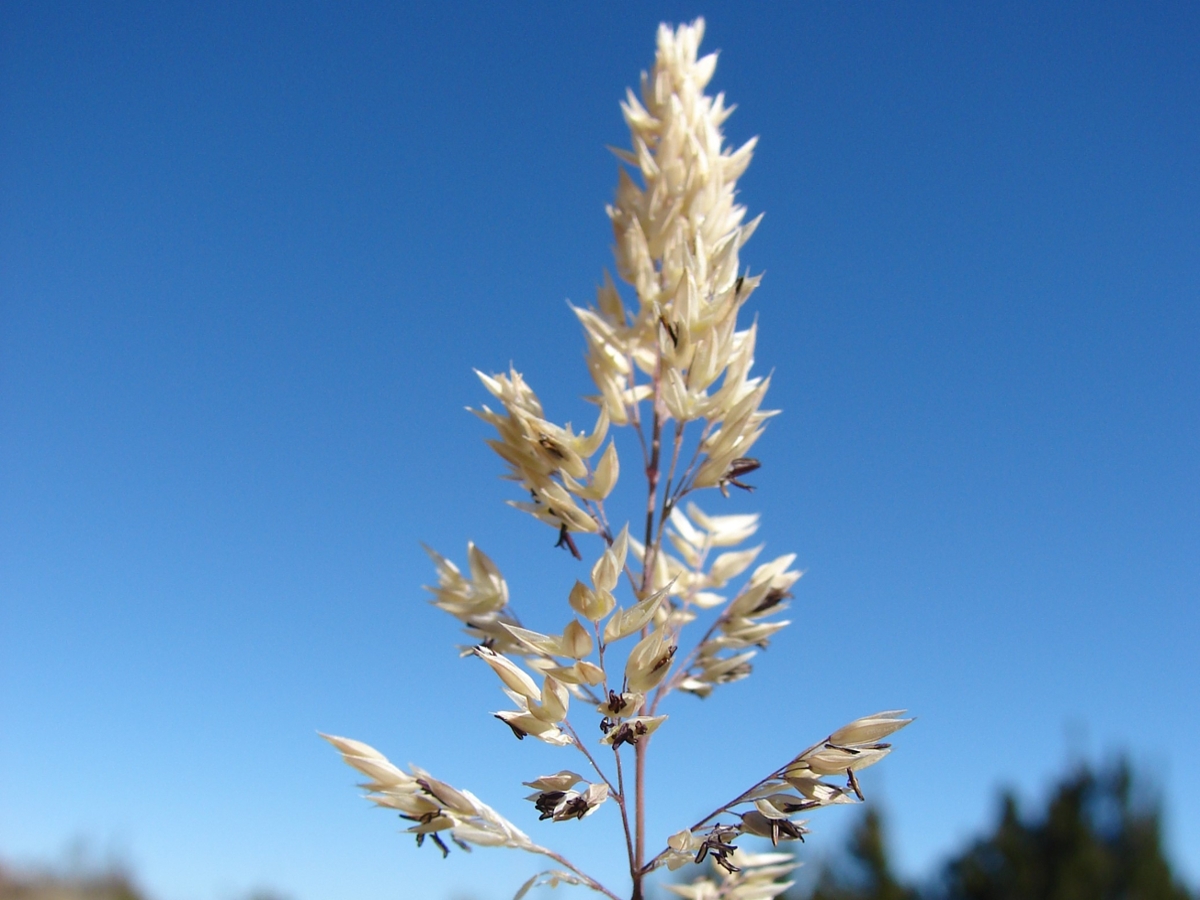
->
[937, 760, 1193, 900]
[805, 807, 916, 900]
[793, 759, 1195, 900]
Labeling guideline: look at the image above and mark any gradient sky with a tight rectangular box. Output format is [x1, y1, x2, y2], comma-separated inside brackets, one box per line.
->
[2, 3, 1197, 900]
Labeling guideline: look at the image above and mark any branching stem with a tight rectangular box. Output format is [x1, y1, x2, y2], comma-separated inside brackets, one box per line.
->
[565, 721, 617, 798]
[612, 745, 637, 889]
[631, 349, 666, 900]
[530, 846, 623, 900]
[640, 757, 798, 875]
[650, 601, 735, 715]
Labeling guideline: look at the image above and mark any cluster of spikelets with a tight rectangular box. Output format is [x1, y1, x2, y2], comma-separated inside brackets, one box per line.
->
[664, 849, 799, 900]
[475, 17, 773, 546]
[421, 505, 799, 709]
[324, 18, 910, 900]
[323, 708, 911, 896]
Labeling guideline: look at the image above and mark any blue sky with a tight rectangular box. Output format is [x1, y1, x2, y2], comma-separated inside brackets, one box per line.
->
[1, 3, 1197, 899]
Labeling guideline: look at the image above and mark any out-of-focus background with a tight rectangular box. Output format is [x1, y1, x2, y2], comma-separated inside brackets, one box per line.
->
[2, 3, 1196, 900]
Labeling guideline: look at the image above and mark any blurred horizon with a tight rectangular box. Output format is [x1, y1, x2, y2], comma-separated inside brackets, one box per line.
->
[2, 3, 1197, 900]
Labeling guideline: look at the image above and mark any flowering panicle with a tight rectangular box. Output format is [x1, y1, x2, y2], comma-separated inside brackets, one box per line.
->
[325, 19, 910, 900]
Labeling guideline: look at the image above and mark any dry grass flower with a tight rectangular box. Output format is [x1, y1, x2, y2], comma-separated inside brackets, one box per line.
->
[323, 18, 911, 900]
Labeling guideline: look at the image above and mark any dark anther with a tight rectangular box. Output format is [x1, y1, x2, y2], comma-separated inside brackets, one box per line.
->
[496, 714, 528, 740]
[659, 315, 679, 347]
[695, 825, 741, 873]
[770, 796, 818, 815]
[406, 808, 454, 858]
[714, 854, 741, 874]
[824, 741, 862, 754]
[430, 832, 451, 857]
[555, 524, 582, 560]
[759, 816, 808, 847]
[720, 457, 761, 496]
[557, 795, 591, 821]
[610, 720, 650, 749]
[416, 778, 437, 798]
[538, 433, 567, 461]
[650, 645, 677, 675]
[847, 767, 865, 802]
[408, 807, 444, 827]
[451, 834, 471, 852]
[750, 587, 793, 615]
[600, 716, 615, 734]
[734, 275, 745, 297]
[602, 689, 629, 716]
[730, 457, 761, 477]
[534, 791, 568, 820]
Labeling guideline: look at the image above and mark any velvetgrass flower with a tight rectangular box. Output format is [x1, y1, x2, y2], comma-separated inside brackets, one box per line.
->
[324, 19, 911, 900]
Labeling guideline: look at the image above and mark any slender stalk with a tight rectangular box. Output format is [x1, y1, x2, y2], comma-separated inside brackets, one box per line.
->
[641, 403, 663, 582]
[659, 419, 686, 520]
[632, 352, 665, 900]
[668, 418, 716, 505]
[531, 846, 623, 900]
[587, 498, 613, 543]
[633, 740, 647, 899]
[594, 621, 611, 696]
[629, 354, 650, 470]
[612, 746, 637, 890]
[565, 721, 618, 798]
[651, 568, 747, 715]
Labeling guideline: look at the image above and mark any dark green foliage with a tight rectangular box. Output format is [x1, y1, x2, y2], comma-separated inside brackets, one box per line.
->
[796, 759, 1195, 900]
[807, 807, 917, 900]
[937, 760, 1193, 900]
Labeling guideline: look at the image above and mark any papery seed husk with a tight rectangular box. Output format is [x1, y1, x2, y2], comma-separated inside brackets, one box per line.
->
[828, 711, 913, 747]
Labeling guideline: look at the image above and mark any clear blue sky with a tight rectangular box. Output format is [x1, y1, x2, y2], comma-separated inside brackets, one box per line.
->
[2, 3, 1197, 899]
